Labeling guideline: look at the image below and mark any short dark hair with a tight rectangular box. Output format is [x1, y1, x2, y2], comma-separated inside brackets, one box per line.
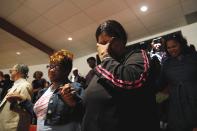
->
[87, 57, 96, 63]
[96, 20, 127, 45]
[4, 74, 10, 80]
[33, 71, 43, 79]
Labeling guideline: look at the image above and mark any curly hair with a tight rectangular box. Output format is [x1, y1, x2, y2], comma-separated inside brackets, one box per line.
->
[49, 49, 73, 74]
[164, 33, 190, 56]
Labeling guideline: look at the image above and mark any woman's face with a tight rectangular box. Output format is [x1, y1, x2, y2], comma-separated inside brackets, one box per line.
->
[48, 62, 66, 83]
[166, 40, 181, 57]
[97, 33, 125, 59]
[35, 72, 42, 79]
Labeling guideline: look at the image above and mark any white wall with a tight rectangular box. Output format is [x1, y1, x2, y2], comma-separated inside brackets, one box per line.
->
[74, 22, 197, 76]
[127, 22, 197, 47]
[72, 52, 97, 77]
[1, 64, 49, 83]
[1, 22, 197, 82]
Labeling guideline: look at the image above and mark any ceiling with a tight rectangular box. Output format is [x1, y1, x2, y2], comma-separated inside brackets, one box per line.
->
[0, 0, 197, 69]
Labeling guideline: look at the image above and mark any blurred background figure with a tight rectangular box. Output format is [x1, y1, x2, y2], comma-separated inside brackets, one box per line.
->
[159, 34, 197, 131]
[85, 57, 96, 89]
[149, 37, 166, 64]
[0, 74, 13, 102]
[32, 71, 44, 103]
[0, 71, 5, 101]
[148, 37, 169, 130]
[0, 73, 18, 102]
[70, 68, 86, 87]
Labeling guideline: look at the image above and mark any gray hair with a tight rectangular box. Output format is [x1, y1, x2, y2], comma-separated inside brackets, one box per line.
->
[14, 64, 29, 79]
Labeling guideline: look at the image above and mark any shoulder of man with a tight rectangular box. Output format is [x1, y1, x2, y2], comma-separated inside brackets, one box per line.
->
[20, 80, 32, 89]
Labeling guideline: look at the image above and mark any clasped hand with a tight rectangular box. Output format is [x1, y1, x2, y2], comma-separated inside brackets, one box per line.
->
[97, 42, 110, 61]
[59, 83, 77, 107]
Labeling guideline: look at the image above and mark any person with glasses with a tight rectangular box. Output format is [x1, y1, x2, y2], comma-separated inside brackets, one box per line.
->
[0, 64, 32, 131]
[6, 49, 84, 131]
[82, 20, 159, 131]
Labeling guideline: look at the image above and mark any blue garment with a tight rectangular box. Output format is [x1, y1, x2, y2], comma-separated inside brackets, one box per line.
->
[20, 81, 84, 130]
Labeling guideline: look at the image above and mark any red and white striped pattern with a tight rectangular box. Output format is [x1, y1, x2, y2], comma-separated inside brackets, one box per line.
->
[95, 50, 149, 89]
[34, 89, 54, 119]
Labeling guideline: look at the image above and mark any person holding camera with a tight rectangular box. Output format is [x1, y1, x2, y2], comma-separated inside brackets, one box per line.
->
[6, 50, 84, 131]
[82, 20, 159, 131]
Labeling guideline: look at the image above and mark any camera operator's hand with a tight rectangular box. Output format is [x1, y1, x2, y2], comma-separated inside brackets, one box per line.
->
[59, 84, 77, 107]
[97, 42, 110, 61]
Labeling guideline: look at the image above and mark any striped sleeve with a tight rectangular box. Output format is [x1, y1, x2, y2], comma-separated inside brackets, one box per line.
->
[95, 50, 150, 90]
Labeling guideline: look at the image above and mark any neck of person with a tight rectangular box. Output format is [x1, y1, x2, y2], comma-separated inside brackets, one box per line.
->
[51, 77, 69, 90]
[14, 75, 23, 82]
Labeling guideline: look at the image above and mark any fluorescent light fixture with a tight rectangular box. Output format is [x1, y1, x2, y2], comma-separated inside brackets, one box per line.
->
[140, 5, 148, 12]
[68, 37, 72, 41]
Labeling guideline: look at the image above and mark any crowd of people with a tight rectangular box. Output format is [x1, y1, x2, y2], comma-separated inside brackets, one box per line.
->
[0, 20, 197, 131]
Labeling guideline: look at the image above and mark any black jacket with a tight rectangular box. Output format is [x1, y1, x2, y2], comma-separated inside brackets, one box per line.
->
[82, 49, 159, 131]
[160, 53, 197, 130]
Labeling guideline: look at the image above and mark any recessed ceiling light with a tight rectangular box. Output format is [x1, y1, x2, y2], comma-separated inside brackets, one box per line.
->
[68, 37, 72, 41]
[16, 52, 21, 55]
[140, 5, 148, 12]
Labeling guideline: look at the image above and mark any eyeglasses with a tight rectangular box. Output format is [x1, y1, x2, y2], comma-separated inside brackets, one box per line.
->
[46, 64, 61, 70]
